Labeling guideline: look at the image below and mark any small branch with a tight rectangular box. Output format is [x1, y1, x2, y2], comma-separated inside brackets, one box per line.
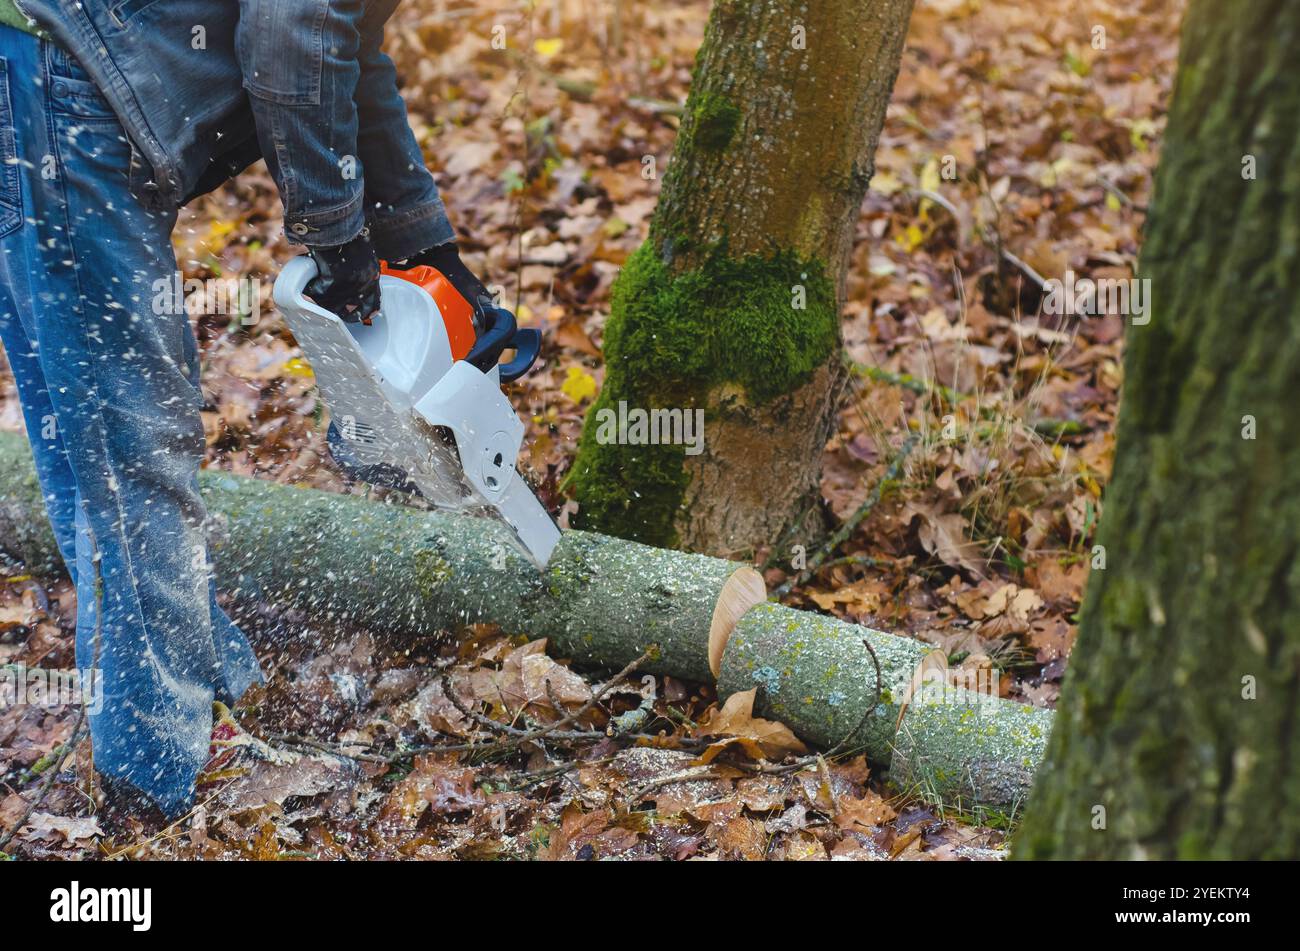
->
[625, 768, 733, 807]
[851, 362, 1085, 440]
[626, 96, 684, 117]
[852, 364, 969, 407]
[495, 755, 617, 792]
[910, 186, 1046, 290]
[529, 649, 653, 743]
[1097, 174, 1147, 213]
[774, 435, 918, 599]
[823, 638, 884, 760]
[999, 247, 1047, 291]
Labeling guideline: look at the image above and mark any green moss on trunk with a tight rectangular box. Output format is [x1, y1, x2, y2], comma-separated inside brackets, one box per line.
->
[568, 242, 836, 545]
[690, 92, 741, 152]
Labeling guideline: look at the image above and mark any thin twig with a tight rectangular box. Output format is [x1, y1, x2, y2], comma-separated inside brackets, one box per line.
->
[269, 725, 709, 766]
[625, 768, 734, 807]
[495, 754, 618, 791]
[910, 187, 1047, 289]
[999, 247, 1047, 290]
[728, 637, 884, 782]
[774, 435, 918, 598]
[530, 649, 653, 743]
[823, 638, 884, 760]
[1097, 174, 1147, 213]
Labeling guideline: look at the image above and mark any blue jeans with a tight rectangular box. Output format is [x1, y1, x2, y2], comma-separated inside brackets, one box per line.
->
[0, 27, 262, 814]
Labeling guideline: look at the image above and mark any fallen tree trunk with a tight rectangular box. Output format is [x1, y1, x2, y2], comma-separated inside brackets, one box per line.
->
[720, 603, 1052, 818]
[0, 431, 1051, 812]
[0, 432, 761, 684]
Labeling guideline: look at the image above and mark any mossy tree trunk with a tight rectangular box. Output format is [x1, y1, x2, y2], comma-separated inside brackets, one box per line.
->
[1015, 0, 1300, 859]
[569, 0, 915, 557]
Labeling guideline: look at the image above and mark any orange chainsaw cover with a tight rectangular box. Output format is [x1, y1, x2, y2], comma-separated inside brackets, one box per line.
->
[379, 262, 476, 362]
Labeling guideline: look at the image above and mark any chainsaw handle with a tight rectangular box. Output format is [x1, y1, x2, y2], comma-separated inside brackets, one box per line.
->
[274, 255, 336, 322]
[465, 304, 516, 373]
[499, 329, 541, 383]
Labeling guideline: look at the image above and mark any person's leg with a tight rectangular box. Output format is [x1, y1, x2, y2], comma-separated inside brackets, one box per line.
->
[354, 0, 456, 261]
[0, 279, 79, 574]
[177, 279, 254, 675]
[0, 31, 261, 813]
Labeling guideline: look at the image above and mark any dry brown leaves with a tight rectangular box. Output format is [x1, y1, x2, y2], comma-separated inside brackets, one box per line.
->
[0, 0, 1187, 859]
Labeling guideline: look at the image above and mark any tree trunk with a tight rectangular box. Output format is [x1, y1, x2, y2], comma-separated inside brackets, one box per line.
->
[1015, 0, 1300, 859]
[568, 0, 915, 558]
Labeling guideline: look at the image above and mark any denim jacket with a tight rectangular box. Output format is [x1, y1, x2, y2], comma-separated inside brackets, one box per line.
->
[12, 0, 452, 254]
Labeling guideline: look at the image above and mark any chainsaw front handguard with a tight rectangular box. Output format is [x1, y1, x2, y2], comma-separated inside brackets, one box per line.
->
[465, 305, 541, 383]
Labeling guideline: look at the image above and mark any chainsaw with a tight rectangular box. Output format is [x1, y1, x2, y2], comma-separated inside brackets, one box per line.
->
[272, 255, 561, 568]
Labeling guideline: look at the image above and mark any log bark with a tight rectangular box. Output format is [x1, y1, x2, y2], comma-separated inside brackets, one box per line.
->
[720, 603, 1051, 816]
[567, 0, 915, 558]
[1014, 0, 1300, 859]
[0, 430, 1050, 812]
[0, 431, 761, 684]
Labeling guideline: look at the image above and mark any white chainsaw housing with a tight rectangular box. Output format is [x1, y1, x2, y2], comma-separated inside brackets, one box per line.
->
[273, 255, 560, 567]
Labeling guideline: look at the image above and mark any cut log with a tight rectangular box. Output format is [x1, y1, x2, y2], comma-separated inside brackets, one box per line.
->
[0, 431, 761, 683]
[718, 602, 1052, 816]
[0, 430, 1051, 812]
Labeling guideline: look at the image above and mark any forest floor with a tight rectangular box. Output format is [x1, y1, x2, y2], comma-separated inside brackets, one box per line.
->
[0, 0, 1184, 860]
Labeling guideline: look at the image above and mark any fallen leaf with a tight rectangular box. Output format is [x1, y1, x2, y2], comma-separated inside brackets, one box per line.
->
[560, 366, 598, 404]
[906, 503, 985, 576]
[695, 689, 807, 759]
[835, 792, 897, 832]
[553, 320, 601, 356]
[378, 756, 485, 831]
[219, 752, 361, 813]
[21, 812, 102, 845]
[707, 815, 767, 860]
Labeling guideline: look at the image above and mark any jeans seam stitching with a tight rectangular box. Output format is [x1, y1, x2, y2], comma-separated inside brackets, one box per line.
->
[46, 62, 164, 702]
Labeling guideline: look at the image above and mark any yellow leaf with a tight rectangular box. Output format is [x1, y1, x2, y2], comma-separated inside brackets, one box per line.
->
[1129, 118, 1157, 152]
[281, 357, 315, 378]
[919, 156, 942, 193]
[204, 218, 239, 253]
[561, 366, 597, 404]
[533, 37, 563, 58]
[896, 223, 926, 253]
[869, 170, 904, 196]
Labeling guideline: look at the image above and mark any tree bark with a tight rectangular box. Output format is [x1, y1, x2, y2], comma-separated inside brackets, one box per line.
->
[1015, 0, 1300, 859]
[568, 0, 915, 558]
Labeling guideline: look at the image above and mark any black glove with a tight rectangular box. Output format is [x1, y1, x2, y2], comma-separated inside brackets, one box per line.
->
[394, 241, 494, 334]
[306, 229, 381, 323]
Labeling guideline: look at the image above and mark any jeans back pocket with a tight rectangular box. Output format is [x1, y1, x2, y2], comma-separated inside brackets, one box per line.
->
[0, 59, 22, 238]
